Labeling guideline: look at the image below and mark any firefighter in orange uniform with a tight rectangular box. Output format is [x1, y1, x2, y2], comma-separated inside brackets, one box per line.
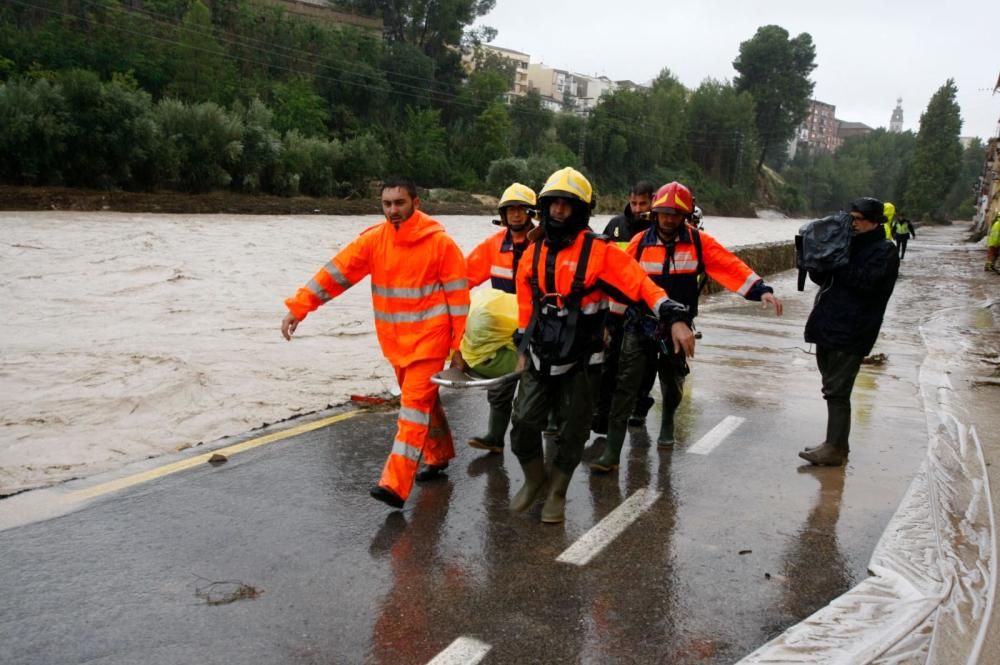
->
[509, 168, 695, 524]
[590, 181, 783, 473]
[281, 177, 470, 510]
[464, 183, 537, 453]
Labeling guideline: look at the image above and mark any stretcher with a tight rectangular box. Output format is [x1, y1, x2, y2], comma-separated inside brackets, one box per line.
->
[431, 366, 522, 389]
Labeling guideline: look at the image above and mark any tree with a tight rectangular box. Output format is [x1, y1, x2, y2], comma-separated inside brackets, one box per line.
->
[342, 1, 495, 61]
[509, 90, 553, 156]
[944, 138, 985, 220]
[396, 107, 449, 185]
[733, 25, 816, 172]
[167, 0, 237, 105]
[904, 79, 963, 221]
[686, 79, 757, 189]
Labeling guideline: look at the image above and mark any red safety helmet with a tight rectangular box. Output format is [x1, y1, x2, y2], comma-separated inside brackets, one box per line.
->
[651, 182, 694, 216]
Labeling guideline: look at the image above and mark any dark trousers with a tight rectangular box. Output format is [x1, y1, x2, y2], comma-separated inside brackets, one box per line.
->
[815, 346, 864, 449]
[594, 319, 655, 421]
[896, 235, 910, 260]
[609, 332, 687, 432]
[485, 377, 517, 413]
[511, 364, 599, 474]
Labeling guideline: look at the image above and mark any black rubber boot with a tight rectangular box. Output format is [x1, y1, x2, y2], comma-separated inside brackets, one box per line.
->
[589, 429, 626, 473]
[657, 409, 676, 448]
[541, 467, 573, 524]
[468, 407, 510, 454]
[510, 456, 547, 512]
[798, 442, 847, 466]
[415, 462, 448, 482]
[590, 413, 608, 435]
[628, 395, 655, 426]
[369, 485, 405, 509]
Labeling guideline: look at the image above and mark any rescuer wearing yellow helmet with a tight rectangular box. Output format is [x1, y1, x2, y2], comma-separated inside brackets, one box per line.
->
[462, 183, 539, 453]
[508, 167, 694, 523]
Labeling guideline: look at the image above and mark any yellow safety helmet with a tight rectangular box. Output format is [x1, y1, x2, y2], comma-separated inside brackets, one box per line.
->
[883, 201, 896, 224]
[499, 182, 537, 210]
[539, 167, 594, 207]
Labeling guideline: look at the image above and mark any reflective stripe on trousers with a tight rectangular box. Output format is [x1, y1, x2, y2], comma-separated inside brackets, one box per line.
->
[379, 357, 455, 500]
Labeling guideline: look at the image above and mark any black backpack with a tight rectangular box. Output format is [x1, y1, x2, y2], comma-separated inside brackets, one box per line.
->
[795, 212, 852, 291]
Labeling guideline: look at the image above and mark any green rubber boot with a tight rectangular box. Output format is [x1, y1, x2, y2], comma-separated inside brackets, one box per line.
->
[510, 456, 548, 512]
[541, 467, 573, 524]
[657, 409, 676, 448]
[468, 407, 511, 454]
[589, 429, 626, 473]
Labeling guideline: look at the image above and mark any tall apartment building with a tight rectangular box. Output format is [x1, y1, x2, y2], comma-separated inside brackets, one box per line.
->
[462, 45, 531, 101]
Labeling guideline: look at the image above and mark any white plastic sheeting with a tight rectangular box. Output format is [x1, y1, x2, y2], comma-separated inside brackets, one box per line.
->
[739, 315, 996, 664]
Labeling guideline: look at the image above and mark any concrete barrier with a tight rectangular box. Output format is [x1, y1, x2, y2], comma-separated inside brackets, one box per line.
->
[702, 241, 797, 296]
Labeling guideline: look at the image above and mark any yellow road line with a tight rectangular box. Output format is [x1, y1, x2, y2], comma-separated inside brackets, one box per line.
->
[72, 411, 361, 500]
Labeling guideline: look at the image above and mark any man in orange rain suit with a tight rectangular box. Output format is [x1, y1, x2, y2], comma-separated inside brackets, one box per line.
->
[281, 176, 470, 510]
[590, 181, 783, 473]
[509, 167, 695, 524]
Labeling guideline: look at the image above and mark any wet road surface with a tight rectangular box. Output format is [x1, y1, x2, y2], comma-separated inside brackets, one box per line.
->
[2, 225, 996, 664]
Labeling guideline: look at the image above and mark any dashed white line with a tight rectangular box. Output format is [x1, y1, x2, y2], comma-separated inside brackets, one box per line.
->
[426, 636, 492, 665]
[556, 487, 662, 566]
[686, 415, 746, 455]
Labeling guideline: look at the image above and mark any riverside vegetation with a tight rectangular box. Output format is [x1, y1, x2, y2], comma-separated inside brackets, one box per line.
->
[0, 1, 983, 219]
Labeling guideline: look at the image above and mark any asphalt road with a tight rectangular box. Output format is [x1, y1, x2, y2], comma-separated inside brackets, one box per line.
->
[2, 224, 996, 664]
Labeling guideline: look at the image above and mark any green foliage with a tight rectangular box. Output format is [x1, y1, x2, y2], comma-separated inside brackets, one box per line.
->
[486, 157, 528, 192]
[56, 69, 159, 190]
[0, 78, 70, 185]
[268, 79, 331, 138]
[231, 98, 282, 193]
[733, 25, 816, 171]
[509, 91, 553, 156]
[944, 139, 986, 220]
[686, 79, 757, 189]
[397, 107, 450, 185]
[153, 98, 244, 192]
[904, 79, 964, 221]
[166, 0, 237, 105]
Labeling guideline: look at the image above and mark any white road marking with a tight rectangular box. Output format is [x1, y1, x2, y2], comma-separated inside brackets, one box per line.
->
[686, 415, 746, 455]
[556, 487, 662, 566]
[426, 637, 492, 665]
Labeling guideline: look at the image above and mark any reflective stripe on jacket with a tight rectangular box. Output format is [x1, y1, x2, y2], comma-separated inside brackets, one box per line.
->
[466, 228, 531, 293]
[285, 209, 470, 366]
[515, 232, 669, 375]
[624, 225, 763, 318]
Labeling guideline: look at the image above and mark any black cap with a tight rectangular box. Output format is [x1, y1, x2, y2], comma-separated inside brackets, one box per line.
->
[850, 197, 886, 224]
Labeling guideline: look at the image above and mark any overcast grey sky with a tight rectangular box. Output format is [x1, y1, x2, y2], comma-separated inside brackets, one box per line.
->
[476, 0, 999, 140]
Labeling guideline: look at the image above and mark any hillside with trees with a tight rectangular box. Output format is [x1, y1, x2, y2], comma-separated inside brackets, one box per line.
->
[0, 2, 983, 218]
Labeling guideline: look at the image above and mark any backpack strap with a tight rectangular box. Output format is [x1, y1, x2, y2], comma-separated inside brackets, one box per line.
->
[518, 243, 545, 354]
[559, 233, 597, 358]
[691, 227, 709, 296]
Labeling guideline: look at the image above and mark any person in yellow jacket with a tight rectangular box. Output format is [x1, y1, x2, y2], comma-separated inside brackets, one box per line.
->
[509, 167, 694, 524]
[987, 213, 1000, 273]
[281, 176, 470, 510]
[882, 201, 896, 240]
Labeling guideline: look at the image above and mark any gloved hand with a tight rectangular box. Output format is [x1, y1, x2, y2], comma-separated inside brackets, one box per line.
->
[657, 298, 691, 326]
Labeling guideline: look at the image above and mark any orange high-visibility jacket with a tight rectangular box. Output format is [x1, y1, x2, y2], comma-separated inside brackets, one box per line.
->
[466, 228, 532, 294]
[515, 232, 670, 374]
[625, 225, 764, 318]
[285, 210, 470, 367]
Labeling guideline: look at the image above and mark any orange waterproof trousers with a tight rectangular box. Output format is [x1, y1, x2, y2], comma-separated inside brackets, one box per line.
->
[379, 357, 455, 500]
